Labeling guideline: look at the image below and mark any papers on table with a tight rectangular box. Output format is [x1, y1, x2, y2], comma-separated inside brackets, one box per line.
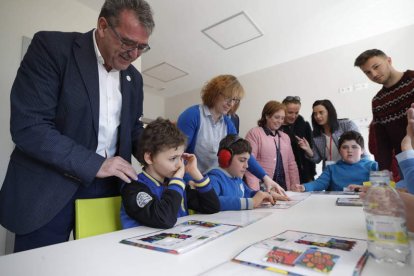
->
[260, 192, 311, 209]
[311, 191, 359, 195]
[188, 210, 272, 227]
[336, 197, 363, 206]
[231, 230, 368, 276]
[120, 220, 238, 254]
[120, 210, 274, 254]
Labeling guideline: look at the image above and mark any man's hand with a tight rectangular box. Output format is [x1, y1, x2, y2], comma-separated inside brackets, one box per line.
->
[96, 156, 137, 183]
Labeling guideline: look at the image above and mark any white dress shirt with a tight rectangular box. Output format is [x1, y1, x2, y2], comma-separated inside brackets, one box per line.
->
[92, 29, 122, 158]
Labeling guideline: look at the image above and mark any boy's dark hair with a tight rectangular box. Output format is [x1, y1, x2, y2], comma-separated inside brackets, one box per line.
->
[135, 117, 187, 167]
[338, 131, 364, 149]
[311, 99, 339, 136]
[354, 49, 387, 67]
[219, 134, 252, 157]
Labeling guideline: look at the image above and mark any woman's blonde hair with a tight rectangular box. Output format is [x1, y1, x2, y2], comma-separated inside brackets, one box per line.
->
[201, 75, 245, 113]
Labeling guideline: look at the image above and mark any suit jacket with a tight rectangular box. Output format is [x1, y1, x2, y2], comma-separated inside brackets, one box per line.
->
[0, 30, 144, 235]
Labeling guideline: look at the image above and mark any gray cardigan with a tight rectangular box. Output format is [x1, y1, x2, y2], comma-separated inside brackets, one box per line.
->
[308, 119, 364, 168]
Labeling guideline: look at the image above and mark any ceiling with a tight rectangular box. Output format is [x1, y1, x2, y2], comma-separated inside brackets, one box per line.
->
[78, 0, 414, 97]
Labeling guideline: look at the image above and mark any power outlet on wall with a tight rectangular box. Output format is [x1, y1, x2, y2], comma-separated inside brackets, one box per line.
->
[338, 82, 369, 94]
[338, 86, 354, 94]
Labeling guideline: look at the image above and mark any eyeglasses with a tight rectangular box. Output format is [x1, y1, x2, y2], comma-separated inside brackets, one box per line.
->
[109, 25, 151, 53]
[283, 96, 301, 103]
[221, 94, 241, 105]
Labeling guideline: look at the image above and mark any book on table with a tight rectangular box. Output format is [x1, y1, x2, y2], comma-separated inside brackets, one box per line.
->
[335, 197, 363, 206]
[231, 230, 368, 276]
[120, 219, 238, 254]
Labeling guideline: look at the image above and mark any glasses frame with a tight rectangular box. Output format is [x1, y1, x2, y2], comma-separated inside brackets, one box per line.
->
[220, 93, 241, 105]
[109, 24, 151, 53]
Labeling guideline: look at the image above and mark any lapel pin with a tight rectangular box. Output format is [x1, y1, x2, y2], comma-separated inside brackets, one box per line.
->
[126, 75, 131, 81]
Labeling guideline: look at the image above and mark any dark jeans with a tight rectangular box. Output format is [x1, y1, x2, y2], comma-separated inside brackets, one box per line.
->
[14, 177, 119, 253]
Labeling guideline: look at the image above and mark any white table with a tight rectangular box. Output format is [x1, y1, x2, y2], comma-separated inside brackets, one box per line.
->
[0, 194, 412, 276]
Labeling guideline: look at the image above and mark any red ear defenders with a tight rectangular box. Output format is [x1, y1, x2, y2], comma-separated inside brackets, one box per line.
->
[217, 136, 242, 168]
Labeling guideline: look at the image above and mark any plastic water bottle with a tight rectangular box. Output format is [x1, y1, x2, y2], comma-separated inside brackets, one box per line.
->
[363, 170, 411, 265]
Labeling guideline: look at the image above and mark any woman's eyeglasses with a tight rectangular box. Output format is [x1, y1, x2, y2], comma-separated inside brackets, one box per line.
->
[221, 93, 241, 105]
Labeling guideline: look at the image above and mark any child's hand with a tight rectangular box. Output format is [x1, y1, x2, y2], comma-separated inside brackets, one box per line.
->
[187, 180, 196, 189]
[270, 191, 289, 201]
[346, 184, 363, 192]
[357, 186, 370, 201]
[172, 158, 185, 179]
[181, 153, 203, 181]
[291, 184, 305, 192]
[253, 191, 275, 208]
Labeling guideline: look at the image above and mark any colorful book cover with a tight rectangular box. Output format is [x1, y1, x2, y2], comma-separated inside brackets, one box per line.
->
[120, 220, 238, 254]
[232, 230, 368, 276]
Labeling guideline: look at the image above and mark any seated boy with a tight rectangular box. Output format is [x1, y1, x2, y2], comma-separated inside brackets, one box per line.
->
[208, 134, 286, 210]
[120, 118, 220, 229]
[292, 131, 378, 192]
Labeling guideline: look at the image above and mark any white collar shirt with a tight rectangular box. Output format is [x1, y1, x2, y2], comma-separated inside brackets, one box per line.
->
[92, 29, 122, 158]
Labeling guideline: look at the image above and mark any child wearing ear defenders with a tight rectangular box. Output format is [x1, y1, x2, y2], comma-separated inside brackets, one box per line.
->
[207, 134, 286, 210]
[120, 118, 220, 229]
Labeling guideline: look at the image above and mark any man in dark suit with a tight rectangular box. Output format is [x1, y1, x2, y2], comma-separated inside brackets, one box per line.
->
[0, 0, 155, 252]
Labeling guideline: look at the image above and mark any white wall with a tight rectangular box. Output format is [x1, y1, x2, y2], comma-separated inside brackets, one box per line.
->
[0, 0, 164, 255]
[166, 24, 414, 137]
[165, 24, 414, 178]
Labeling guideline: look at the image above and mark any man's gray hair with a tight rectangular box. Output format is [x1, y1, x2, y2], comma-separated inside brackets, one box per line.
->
[99, 0, 155, 35]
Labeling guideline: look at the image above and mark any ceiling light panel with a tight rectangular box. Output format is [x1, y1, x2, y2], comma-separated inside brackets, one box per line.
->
[202, 11, 263, 50]
[143, 62, 188, 82]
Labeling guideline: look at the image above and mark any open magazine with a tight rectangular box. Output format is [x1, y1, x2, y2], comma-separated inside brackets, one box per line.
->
[120, 220, 238, 254]
[232, 230, 368, 276]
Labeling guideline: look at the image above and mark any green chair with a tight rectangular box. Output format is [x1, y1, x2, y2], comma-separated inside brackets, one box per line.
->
[75, 196, 122, 239]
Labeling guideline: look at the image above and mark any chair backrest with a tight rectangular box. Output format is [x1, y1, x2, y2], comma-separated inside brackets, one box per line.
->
[75, 196, 122, 239]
